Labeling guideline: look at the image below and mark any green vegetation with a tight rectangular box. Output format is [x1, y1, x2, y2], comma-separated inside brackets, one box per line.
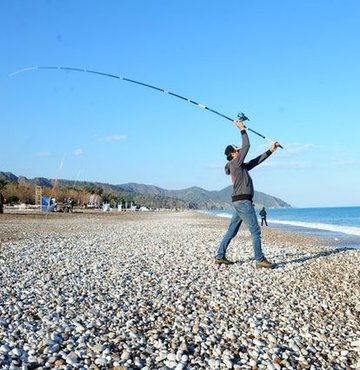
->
[0, 171, 291, 209]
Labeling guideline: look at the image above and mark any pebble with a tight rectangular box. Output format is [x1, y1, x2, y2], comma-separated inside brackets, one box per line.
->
[167, 353, 177, 361]
[65, 352, 78, 365]
[0, 345, 10, 354]
[92, 344, 104, 354]
[208, 358, 220, 369]
[121, 350, 131, 360]
[253, 338, 266, 347]
[0, 211, 358, 369]
[249, 359, 257, 366]
[223, 357, 233, 368]
[95, 358, 107, 366]
[164, 360, 177, 368]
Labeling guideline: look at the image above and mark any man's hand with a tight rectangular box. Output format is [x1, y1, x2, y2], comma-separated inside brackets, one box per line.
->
[270, 141, 281, 152]
[235, 120, 246, 130]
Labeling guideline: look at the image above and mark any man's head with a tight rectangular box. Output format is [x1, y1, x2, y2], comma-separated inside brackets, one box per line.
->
[224, 144, 240, 161]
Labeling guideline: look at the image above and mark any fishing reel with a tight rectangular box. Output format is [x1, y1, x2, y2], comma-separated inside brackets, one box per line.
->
[237, 112, 249, 122]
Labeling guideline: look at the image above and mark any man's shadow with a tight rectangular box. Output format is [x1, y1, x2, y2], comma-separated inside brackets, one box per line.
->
[273, 247, 355, 268]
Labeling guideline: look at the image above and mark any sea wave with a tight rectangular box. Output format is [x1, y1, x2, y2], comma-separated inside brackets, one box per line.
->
[270, 219, 360, 237]
[199, 210, 360, 237]
[199, 210, 232, 219]
[213, 212, 232, 219]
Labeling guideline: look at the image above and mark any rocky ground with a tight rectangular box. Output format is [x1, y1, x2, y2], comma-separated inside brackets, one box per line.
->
[0, 211, 359, 369]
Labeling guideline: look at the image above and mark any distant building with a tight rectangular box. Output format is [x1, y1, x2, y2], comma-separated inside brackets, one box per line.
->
[89, 193, 100, 208]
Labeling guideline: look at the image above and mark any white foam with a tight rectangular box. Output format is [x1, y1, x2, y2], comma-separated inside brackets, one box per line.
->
[198, 210, 232, 219]
[270, 219, 360, 237]
[214, 212, 232, 219]
[198, 211, 360, 238]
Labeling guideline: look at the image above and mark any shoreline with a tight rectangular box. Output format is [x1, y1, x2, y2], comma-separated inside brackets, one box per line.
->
[0, 211, 359, 368]
[198, 209, 360, 250]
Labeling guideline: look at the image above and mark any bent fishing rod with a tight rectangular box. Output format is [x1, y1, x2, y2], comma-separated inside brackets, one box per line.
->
[10, 66, 283, 148]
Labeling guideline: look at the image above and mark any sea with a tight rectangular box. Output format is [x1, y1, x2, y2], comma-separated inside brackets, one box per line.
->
[200, 206, 360, 249]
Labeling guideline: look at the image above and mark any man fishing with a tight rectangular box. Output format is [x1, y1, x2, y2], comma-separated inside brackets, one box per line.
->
[215, 119, 280, 268]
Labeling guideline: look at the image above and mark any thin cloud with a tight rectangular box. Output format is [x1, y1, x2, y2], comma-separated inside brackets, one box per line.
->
[205, 163, 224, 170]
[260, 160, 310, 169]
[206, 143, 313, 171]
[283, 143, 315, 155]
[330, 157, 359, 166]
[206, 157, 310, 170]
[330, 149, 360, 166]
[73, 148, 83, 156]
[98, 134, 127, 142]
[255, 142, 314, 157]
[35, 151, 51, 157]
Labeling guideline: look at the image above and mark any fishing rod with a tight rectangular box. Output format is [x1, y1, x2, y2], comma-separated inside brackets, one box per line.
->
[10, 66, 283, 148]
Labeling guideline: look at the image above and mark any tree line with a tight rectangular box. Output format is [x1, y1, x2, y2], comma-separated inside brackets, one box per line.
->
[0, 179, 189, 210]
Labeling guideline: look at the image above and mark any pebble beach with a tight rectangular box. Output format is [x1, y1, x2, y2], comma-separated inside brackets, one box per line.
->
[0, 211, 359, 370]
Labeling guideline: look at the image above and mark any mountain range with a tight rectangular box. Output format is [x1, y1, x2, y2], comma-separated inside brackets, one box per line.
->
[119, 183, 291, 209]
[0, 171, 291, 209]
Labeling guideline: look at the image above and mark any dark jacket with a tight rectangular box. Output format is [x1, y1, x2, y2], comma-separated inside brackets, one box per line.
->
[225, 130, 273, 202]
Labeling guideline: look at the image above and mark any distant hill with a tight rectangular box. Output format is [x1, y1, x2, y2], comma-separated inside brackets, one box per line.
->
[0, 171, 291, 209]
[119, 182, 291, 209]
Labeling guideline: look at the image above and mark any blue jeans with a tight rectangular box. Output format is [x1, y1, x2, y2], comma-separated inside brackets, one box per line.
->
[216, 200, 264, 262]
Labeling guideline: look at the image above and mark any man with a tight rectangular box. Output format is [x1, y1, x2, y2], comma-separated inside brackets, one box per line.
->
[0, 192, 4, 214]
[215, 119, 280, 268]
[260, 207, 268, 226]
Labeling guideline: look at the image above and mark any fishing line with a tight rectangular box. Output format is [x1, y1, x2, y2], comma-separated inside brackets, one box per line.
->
[10, 66, 282, 147]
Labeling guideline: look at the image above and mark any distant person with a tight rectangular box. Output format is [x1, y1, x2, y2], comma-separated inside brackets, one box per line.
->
[48, 198, 57, 212]
[260, 207, 268, 226]
[214, 119, 280, 268]
[69, 198, 75, 212]
[0, 192, 4, 214]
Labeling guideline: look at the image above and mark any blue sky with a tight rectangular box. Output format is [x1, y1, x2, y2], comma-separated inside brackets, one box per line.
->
[1, 0, 359, 207]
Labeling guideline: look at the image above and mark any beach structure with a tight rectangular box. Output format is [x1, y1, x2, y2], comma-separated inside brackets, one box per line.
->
[35, 186, 42, 208]
[88, 193, 100, 208]
[40, 196, 56, 212]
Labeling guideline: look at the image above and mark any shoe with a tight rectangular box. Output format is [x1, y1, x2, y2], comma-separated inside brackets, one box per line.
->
[256, 258, 275, 269]
[214, 257, 234, 265]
